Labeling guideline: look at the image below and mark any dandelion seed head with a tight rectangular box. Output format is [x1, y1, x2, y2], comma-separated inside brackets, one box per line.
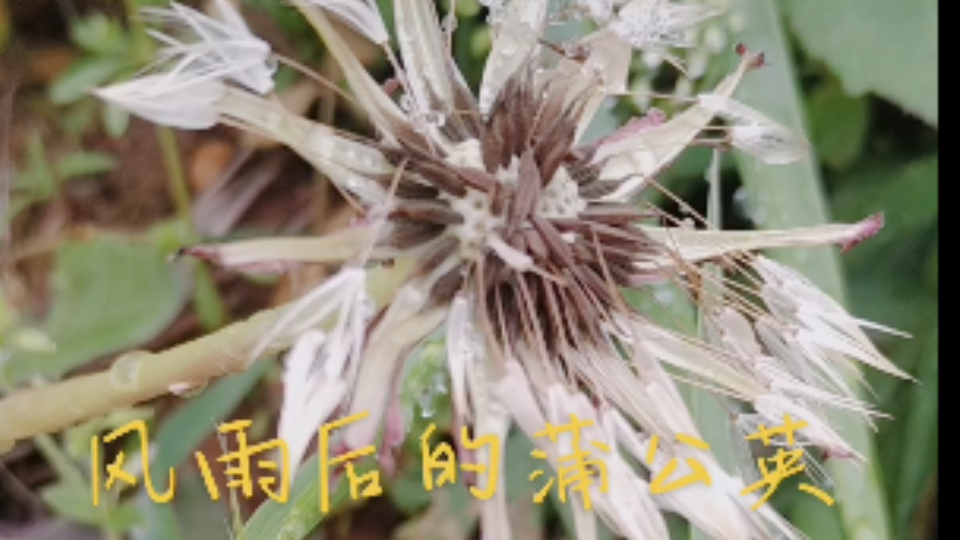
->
[101, 0, 911, 537]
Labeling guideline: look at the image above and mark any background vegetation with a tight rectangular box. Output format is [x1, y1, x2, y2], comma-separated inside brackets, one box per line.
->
[0, 0, 937, 539]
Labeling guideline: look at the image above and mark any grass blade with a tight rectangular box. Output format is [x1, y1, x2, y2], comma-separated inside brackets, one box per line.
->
[733, 1, 894, 539]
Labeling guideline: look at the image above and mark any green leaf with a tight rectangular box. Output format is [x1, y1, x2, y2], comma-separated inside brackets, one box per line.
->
[830, 155, 938, 540]
[56, 151, 119, 179]
[103, 103, 132, 138]
[70, 14, 128, 55]
[105, 502, 145, 533]
[893, 331, 938, 540]
[136, 471, 232, 540]
[504, 432, 546, 538]
[832, 156, 938, 249]
[17, 132, 59, 198]
[808, 85, 870, 170]
[243, 453, 352, 540]
[50, 56, 126, 105]
[193, 265, 228, 330]
[41, 481, 104, 526]
[733, 1, 894, 539]
[4, 236, 190, 384]
[135, 493, 184, 540]
[152, 360, 271, 474]
[394, 483, 478, 540]
[782, 0, 938, 127]
[63, 99, 100, 140]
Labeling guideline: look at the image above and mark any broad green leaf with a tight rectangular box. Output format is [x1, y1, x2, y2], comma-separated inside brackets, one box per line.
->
[689, 152, 739, 540]
[624, 282, 697, 335]
[50, 56, 126, 105]
[135, 472, 231, 540]
[135, 497, 182, 540]
[105, 502, 145, 533]
[504, 432, 546, 538]
[4, 236, 189, 384]
[893, 331, 938, 540]
[193, 265, 228, 330]
[832, 156, 939, 252]
[549, 489, 613, 540]
[733, 1, 893, 539]
[63, 406, 154, 460]
[394, 483, 478, 540]
[808, 85, 870, 170]
[782, 0, 938, 127]
[830, 155, 938, 540]
[41, 481, 107, 527]
[57, 151, 119, 179]
[243, 452, 352, 540]
[152, 360, 271, 474]
[390, 464, 435, 516]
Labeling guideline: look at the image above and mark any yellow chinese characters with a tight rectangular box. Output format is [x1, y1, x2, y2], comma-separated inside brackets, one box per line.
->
[647, 433, 713, 495]
[196, 420, 290, 503]
[319, 412, 383, 513]
[93, 419, 293, 506]
[91, 420, 175, 506]
[529, 414, 610, 510]
[89, 412, 834, 513]
[740, 414, 835, 510]
[421, 424, 501, 500]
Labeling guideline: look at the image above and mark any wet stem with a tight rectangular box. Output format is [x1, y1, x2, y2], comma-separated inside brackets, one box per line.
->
[0, 379, 122, 540]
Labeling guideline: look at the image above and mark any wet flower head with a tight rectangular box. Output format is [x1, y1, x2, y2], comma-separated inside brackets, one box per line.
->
[98, 1, 910, 539]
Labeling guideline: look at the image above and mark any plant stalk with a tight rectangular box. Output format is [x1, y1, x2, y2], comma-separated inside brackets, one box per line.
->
[0, 260, 412, 449]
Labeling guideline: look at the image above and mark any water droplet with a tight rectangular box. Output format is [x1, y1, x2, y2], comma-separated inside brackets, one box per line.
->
[561, 41, 589, 60]
[704, 26, 727, 54]
[499, 40, 518, 56]
[654, 286, 676, 305]
[419, 390, 435, 419]
[169, 380, 208, 398]
[422, 111, 447, 128]
[442, 13, 458, 34]
[110, 351, 149, 392]
[360, 297, 377, 320]
[734, 187, 767, 225]
[264, 55, 280, 74]
[642, 51, 664, 70]
[432, 372, 448, 395]
[12, 329, 57, 354]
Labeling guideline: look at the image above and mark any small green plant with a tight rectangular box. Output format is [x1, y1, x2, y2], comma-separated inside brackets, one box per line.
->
[9, 131, 118, 219]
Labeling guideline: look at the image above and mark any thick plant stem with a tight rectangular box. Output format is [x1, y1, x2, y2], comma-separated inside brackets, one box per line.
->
[734, 1, 894, 539]
[0, 304, 288, 447]
[0, 261, 412, 449]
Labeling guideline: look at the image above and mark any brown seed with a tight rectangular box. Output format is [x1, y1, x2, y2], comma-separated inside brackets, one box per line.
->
[428, 267, 467, 307]
[413, 237, 461, 279]
[391, 201, 464, 226]
[456, 167, 498, 193]
[508, 152, 543, 233]
[384, 221, 446, 250]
